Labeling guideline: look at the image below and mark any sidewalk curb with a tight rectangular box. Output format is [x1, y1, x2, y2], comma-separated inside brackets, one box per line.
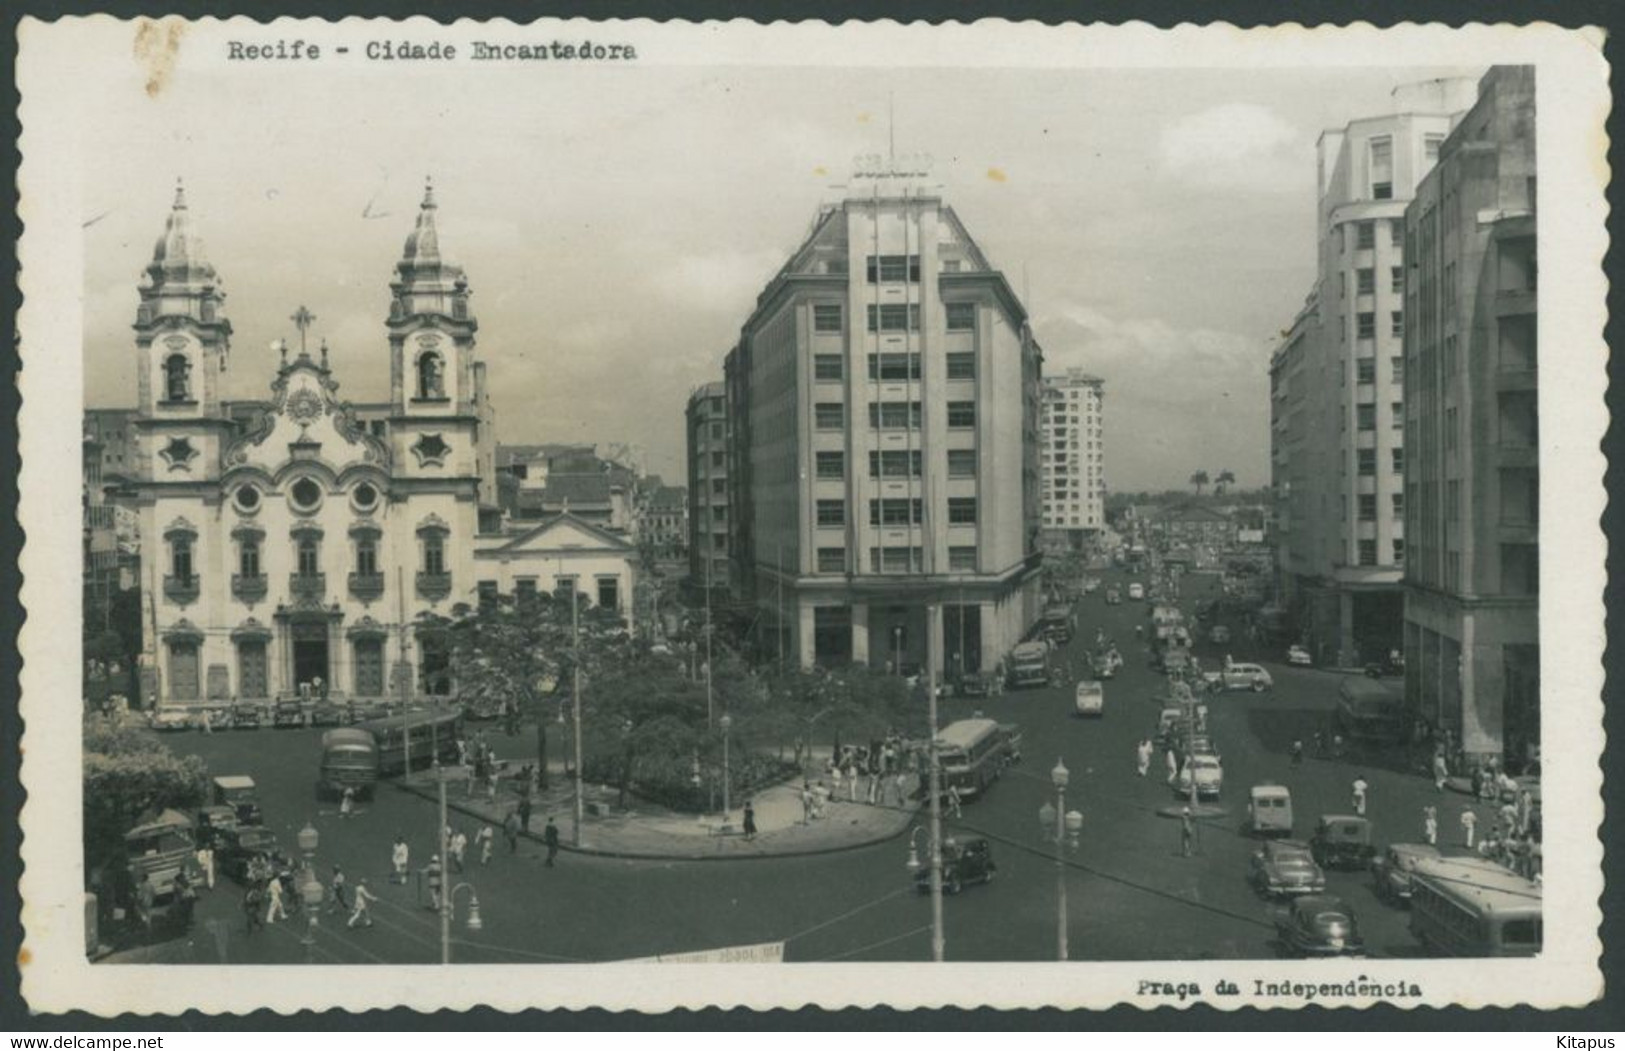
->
[389, 779, 919, 862]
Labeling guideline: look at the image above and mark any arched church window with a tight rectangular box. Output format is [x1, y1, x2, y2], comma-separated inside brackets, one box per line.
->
[164, 354, 192, 402]
[417, 352, 445, 400]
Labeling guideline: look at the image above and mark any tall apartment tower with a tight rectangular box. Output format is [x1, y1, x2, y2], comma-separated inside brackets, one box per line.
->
[1269, 77, 1478, 667]
[1039, 368, 1106, 550]
[1402, 67, 1538, 766]
[725, 189, 1044, 675]
[685, 381, 731, 602]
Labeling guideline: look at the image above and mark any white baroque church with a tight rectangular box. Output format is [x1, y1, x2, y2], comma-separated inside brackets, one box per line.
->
[125, 182, 639, 709]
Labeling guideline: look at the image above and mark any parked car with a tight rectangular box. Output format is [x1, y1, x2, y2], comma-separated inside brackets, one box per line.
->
[1127, 583, 1146, 601]
[1105, 588, 1122, 605]
[272, 696, 306, 728]
[212, 775, 263, 827]
[1309, 815, 1376, 870]
[230, 703, 262, 730]
[193, 805, 239, 849]
[1249, 839, 1326, 898]
[915, 838, 997, 895]
[1287, 645, 1313, 667]
[958, 671, 998, 699]
[1176, 754, 1224, 799]
[1273, 894, 1366, 957]
[310, 699, 348, 727]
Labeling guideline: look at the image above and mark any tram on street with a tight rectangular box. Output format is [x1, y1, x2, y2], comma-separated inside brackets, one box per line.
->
[356, 708, 465, 777]
[1408, 856, 1543, 957]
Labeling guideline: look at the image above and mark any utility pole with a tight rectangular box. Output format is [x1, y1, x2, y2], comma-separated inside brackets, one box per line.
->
[396, 565, 412, 775]
[571, 584, 585, 848]
[926, 602, 945, 962]
[438, 765, 450, 964]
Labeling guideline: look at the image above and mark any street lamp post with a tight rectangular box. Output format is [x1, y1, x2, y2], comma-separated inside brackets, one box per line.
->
[1039, 759, 1083, 961]
[296, 822, 321, 957]
[441, 882, 484, 964]
[719, 712, 733, 821]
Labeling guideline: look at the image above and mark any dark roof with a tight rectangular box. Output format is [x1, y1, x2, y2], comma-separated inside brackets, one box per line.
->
[650, 485, 687, 509]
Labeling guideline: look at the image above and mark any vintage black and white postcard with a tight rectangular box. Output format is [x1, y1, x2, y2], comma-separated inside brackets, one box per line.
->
[14, 16, 1609, 1014]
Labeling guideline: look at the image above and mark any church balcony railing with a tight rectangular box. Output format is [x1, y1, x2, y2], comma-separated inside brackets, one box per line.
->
[289, 572, 327, 601]
[348, 572, 386, 601]
[163, 574, 199, 605]
[416, 571, 453, 601]
[232, 573, 269, 602]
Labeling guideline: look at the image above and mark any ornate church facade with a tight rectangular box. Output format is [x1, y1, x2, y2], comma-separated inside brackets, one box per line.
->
[127, 183, 511, 707]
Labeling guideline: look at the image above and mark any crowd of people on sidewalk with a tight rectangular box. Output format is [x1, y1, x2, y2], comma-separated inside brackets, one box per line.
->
[798, 732, 921, 825]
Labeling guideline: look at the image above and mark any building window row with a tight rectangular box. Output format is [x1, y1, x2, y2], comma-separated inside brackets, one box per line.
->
[866, 304, 922, 332]
[866, 254, 922, 283]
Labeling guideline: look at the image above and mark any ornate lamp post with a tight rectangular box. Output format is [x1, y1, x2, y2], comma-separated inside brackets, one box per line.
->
[441, 882, 483, 963]
[295, 822, 322, 954]
[1039, 759, 1083, 961]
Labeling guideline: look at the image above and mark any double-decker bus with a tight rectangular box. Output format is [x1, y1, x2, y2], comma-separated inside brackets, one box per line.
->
[1007, 641, 1052, 689]
[356, 708, 464, 777]
[936, 718, 1013, 800]
[1409, 857, 1542, 957]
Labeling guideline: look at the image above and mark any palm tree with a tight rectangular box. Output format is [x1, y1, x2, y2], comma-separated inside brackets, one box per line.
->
[1214, 469, 1236, 496]
[1189, 470, 1210, 495]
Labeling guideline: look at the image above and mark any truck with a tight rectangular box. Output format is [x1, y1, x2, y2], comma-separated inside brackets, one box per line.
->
[1040, 602, 1075, 645]
[1006, 642, 1052, 689]
[121, 809, 201, 932]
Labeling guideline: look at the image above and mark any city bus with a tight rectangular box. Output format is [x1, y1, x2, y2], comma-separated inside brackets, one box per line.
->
[1408, 857, 1543, 957]
[1007, 642, 1051, 689]
[1334, 677, 1406, 744]
[356, 708, 464, 777]
[935, 718, 1012, 801]
[318, 727, 381, 799]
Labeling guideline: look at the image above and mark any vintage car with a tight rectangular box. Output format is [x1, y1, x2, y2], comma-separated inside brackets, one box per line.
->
[1074, 680, 1105, 717]
[122, 809, 201, 930]
[1127, 583, 1146, 601]
[309, 699, 349, 727]
[193, 804, 239, 849]
[149, 707, 194, 733]
[1214, 661, 1273, 692]
[1176, 754, 1224, 799]
[1310, 814, 1376, 870]
[1247, 783, 1294, 837]
[1287, 645, 1314, 667]
[914, 838, 997, 895]
[1104, 587, 1122, 606]
[217, 825, 284, 885]
[1249, 839, 1326, 898]
[272, 696, 307, 729]
[1274, 895, 1366, 958]
[200, 704, 234, 730]
[1371, 842, 1469, 905]
[230, 703, 262, 730]
[957, 671, 998, 699]
[212, 775, 263, 827]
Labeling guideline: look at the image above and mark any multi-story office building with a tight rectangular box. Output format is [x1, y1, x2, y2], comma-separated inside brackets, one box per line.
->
[1402, 66, 1538, 766]
[1039, 368, 1106, 550]
[1270, 77, 1478, 666]
[685, 381, 731, 600]
[723, 190, 1044, 675]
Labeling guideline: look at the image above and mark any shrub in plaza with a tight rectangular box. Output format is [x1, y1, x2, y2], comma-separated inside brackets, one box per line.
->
[82, 713, 209, 886]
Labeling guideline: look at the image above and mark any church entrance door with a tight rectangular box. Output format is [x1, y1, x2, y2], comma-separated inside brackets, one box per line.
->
[291, 620, 330, 692]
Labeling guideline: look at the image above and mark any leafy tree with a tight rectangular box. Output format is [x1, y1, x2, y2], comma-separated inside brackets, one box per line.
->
[1189, 470, 1210, 495]
[82, 714, 209, 879]
[1214, 469, 1236, 495]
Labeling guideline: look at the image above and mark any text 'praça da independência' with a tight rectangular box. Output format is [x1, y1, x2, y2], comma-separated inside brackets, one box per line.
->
[226, 39, 639, 62]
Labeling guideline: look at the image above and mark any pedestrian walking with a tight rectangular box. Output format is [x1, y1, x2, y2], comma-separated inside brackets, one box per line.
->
[1423, 805, 1438, 846]
[847, 763, 861, 803]
[1461, 808, 1478, 848]
[894, 771, 910, 807]
[424, 855, 443, 911]
[946, 785, 963, 820]
[328, 865, 349, 914]
[348, 878, 376, 928]
[503, 810, 521, 854]
[1180, 806, 1195, 858]
[391, 835, 409, 884]
[476, 824, 494, 866]
[243, 883, 265, 935]
[1290, 739, 1304, 767]
[743, 800, 757, 841]
[1331, 734, 1345, 760]
[799, 782, 814, 824]
[812, 781, 829, 819]
[265, 874, 287, 924]
[450, 828, 468, 873]
[202, 707, 213, 734]
[830, 765, 844, 802]
[1351, 775, 1369, 817]
[1165, 748, 1178, 784]
[543, 816, 560, 867]
[339, 786, 356, 819]
[518, 794, 533, 834]
[866, 771, 879, 805]
[196, 843, 215, 889]
[1433, 752, 1450, 792]
[1135, 738, 1151, 777]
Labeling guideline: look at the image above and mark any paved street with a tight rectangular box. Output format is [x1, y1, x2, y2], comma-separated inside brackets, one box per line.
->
[138, 569, 1502, 966]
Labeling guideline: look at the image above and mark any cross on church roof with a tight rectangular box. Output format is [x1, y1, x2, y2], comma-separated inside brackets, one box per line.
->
[291, 305, 317, 355]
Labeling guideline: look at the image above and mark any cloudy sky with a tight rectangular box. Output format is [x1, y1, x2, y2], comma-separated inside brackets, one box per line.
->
[79, 58, 1479, 490]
